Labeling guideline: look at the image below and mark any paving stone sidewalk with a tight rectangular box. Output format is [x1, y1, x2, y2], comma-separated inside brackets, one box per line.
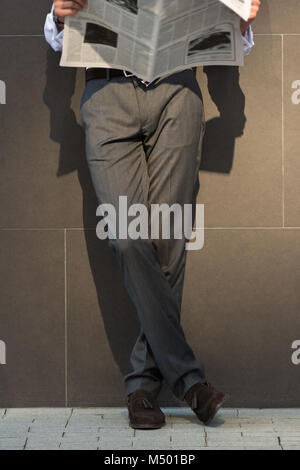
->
[0, 408, 300, 450]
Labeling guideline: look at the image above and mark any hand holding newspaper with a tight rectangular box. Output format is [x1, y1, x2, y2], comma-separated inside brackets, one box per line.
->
[60, 0, 251, 82]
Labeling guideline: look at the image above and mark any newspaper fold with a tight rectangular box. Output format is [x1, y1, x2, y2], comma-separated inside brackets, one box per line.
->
[60, 0, 251, 82]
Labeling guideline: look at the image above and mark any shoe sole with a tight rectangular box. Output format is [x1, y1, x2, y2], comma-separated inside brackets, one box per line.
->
[129, 422, 165, 430]
[203, 392, 230, 426]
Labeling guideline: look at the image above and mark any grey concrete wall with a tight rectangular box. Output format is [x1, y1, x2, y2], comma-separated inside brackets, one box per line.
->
[0, 1, 299, 407]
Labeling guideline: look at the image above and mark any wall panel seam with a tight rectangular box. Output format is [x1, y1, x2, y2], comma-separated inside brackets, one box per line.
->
[64, 228, 68, 407]
[281, 34, 285, 228]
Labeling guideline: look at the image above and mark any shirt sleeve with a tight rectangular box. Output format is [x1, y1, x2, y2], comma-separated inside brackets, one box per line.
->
[242, 25, 254, 56]
[44, 3, 64, 52]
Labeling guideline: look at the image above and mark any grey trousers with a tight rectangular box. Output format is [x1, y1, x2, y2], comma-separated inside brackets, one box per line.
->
[80, 69, 206, 400]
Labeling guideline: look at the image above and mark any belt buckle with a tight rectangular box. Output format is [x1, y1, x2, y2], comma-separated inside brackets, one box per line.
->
[123, 70, 135, 78]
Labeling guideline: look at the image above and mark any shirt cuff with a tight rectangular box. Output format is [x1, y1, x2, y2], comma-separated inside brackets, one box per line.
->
[242, 25, 254, 56]
[44, 4, 64, 52]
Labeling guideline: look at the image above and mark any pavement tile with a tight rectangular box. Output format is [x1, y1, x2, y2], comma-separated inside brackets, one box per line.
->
[98, 444, 133, 450]
[63, 433, 99, 441]
[205, 427, 242, 434]
[239, 418, 274, 425]
[31, 417, 69, 424]
[281, 446, 300, 450]
[273, 419, 300, 425]
[132, 446, 167, 450]
[132, 435, 171, 447]
[26, 444, 61, 450]
[98, 421, 130, 429]
[169, 422, 204, 429]
[0, 438, 26, 450]
[59, 436, 99, 450]
[60, 443, 99, 450]
[5, 409, 71, 417]
[1, 417, 35, 425]
[275, 431, 300, 437]
[29, 425, 67, 432]
[166, 446, 207, 450]
[280, 437, 300, 444]
[241, 431, 279, 437]
[206, 445, 245, 450]
[169, 416, 199, 423]
[99, 438, 133, 447]
[206, 431, 242, 438]
[64, 427, 100, 435]
[25, 439, 61, 450]
[241, 437, 279, 444]
[207, 438, 243, 446]
[73, 408, 127, 415]
[170, 429, 205, 436]
[100, 418, 130, 425]
[273, 426, 300, 433]
[171, 436, 206, 446]
[99, 429, 134, 437]
[242, 446, 281, 450]
[68, 416, 102, 424]
[135, 426, 173, 434]
[261, 409, 300, 417]
[239, 424, 276, 432]
[60, 436, 99, 446]
[0, 425, 30, 438]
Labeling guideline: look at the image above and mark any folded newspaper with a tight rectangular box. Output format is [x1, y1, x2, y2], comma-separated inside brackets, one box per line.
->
[60, 0, 251, 82]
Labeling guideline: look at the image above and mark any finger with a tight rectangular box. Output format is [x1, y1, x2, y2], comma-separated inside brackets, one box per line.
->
[74, 0, 88, 7]
[67, 0, 87, 8]
[58, 8, 80, 15]
[60, 1, 83, 11]
[249, 6, 260, 19]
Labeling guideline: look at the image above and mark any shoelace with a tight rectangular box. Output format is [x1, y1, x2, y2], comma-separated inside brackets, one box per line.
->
[131, 397, 154, 409]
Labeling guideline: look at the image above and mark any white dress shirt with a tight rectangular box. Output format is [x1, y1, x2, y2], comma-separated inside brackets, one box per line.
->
[44, 5, 254, 82]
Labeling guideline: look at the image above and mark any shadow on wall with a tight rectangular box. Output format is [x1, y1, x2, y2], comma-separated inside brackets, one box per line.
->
[43, 48, 246, 406]
[200, 65, 246, 174]
[200, 0, 273, 174]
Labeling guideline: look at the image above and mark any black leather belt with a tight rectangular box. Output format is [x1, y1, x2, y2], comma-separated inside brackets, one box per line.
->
[85, 68, 133, 82]
[85, 67, 197, 83]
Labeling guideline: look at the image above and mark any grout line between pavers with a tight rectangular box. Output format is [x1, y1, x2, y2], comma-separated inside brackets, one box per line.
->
[63, 408, 74, 436]
[23, 437, 28, 450]
[64, 229, 68, 408]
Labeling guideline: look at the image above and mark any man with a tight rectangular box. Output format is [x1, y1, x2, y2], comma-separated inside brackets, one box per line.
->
[45, 0, 260, 429]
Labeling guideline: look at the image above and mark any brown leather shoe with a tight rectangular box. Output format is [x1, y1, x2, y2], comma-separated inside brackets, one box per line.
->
[126, 389, 166, 429]
[185, 382, 229, 425]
